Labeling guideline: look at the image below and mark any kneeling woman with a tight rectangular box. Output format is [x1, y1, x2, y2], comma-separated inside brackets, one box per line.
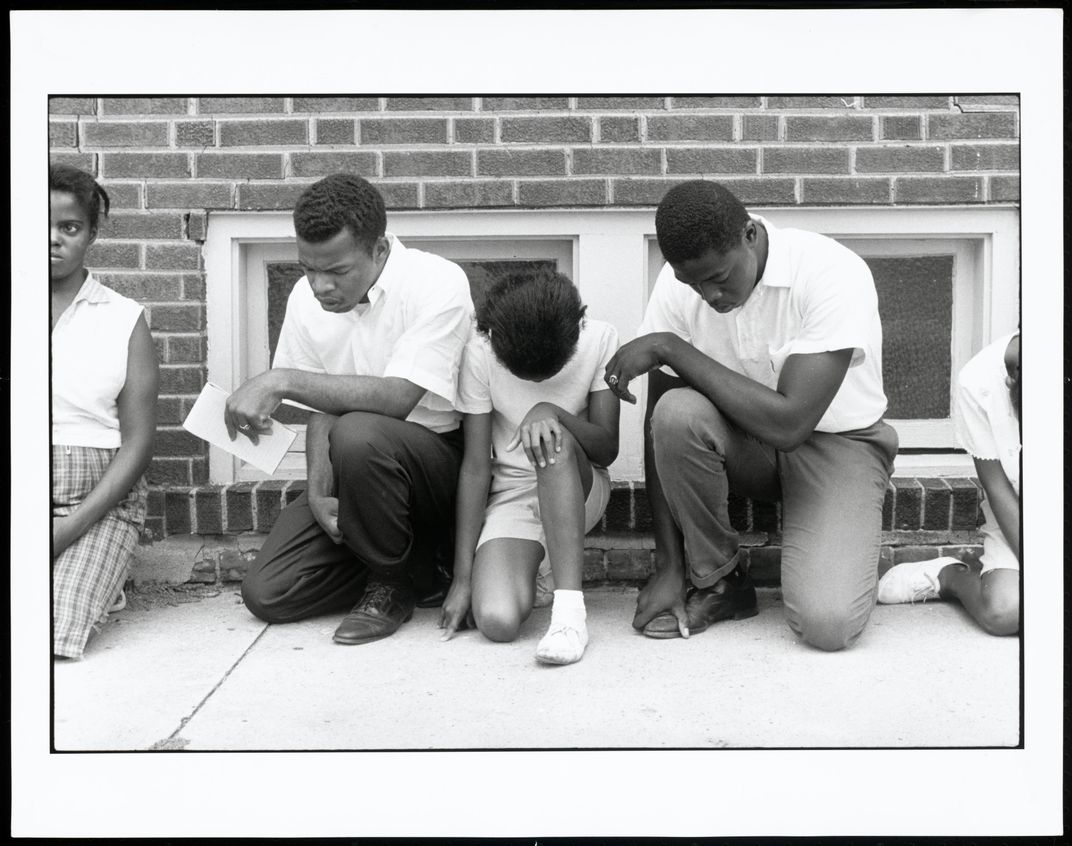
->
[51, 164, 158, 659]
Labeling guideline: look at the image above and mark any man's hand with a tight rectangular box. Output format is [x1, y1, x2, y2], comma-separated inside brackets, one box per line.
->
[506, 402, 563, 468]
[633, 567, 690, 638]
[52, 514, 79, 559]
[308, 495, 343, 544]
[604, 333, 678, 405]
[439, 580, 472, 641]
[224, 372, 281, 444]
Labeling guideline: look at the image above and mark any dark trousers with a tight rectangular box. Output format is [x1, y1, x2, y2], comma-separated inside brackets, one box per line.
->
[242, 412, 463, 623]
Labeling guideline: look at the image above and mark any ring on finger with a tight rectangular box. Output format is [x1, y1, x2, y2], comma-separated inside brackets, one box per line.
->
[607, 374, 619, 386]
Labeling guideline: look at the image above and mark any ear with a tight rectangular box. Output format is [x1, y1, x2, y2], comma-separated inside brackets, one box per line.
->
[372, 235, 391, 264]
[741, 220, 758, 247]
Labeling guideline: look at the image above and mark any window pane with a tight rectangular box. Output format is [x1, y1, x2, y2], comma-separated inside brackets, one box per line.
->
[866, 255, 954, 419]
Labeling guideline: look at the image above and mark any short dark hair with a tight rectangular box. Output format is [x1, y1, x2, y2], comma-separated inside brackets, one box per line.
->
[293, 173, 386, 254]
[655, 180, 750, 263]
[49, 164, 110, 231]
[476, 269, 587, 381]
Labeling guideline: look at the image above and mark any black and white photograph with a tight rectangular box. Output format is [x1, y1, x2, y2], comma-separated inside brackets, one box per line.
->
[12, 7, 1064, 839]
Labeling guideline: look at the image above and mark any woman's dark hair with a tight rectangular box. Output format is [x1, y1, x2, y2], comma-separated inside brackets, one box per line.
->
[292, 173, 386, 254]
[476, 269, 587, 381]
[655, 179, 750, 263]
[49, 164, 110, 230]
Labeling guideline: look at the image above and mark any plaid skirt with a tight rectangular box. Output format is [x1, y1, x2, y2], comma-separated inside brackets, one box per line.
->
[52, 445, 147, 659]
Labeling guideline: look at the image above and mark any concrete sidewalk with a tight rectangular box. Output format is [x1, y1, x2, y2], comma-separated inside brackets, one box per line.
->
[53, 585, 1020, 751]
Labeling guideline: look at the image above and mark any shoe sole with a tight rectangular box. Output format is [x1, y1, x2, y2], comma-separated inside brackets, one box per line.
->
[333, 610, 414, 645]
[642, 600, 759, 639]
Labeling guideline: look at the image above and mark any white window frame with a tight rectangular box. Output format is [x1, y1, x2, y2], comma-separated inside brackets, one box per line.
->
[205, 206, 1018, 483]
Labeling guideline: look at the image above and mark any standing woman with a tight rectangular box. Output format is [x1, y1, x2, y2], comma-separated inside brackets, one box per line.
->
[50, 164, 158, 659]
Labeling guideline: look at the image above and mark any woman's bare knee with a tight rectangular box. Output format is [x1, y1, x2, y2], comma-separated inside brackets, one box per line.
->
[473, 605, 523, 642]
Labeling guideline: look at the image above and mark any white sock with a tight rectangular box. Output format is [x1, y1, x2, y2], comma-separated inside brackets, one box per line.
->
[536, 590, 588, 665]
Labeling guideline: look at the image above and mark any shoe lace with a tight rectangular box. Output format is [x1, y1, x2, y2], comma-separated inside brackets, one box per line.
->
[360, 582, 398, 613]
[909, 573, 941, 604]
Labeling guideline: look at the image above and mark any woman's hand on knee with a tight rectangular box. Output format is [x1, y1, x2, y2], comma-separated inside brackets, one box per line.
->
[508, 402, 564, 469]
[308, 496, 343, 544]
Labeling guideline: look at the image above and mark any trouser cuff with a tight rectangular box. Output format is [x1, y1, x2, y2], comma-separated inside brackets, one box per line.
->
[689, 551, 740, 589]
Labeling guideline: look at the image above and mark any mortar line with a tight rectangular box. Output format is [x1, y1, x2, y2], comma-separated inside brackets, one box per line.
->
[161, 622, 271, 742]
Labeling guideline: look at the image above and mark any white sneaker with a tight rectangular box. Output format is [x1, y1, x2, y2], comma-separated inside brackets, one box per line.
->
[535, 622, 588, 665]
[108, 588, 127, 613]
[877, 557, 962, 604]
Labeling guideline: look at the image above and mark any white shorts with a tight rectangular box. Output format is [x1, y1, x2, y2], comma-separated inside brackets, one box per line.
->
[477, 467, 611, 553]
[979, 502, 1019, 574]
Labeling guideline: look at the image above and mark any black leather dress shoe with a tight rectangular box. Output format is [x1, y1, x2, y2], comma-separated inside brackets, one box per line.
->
[333, 581, 415, 645]
[685, 570, 758, 634]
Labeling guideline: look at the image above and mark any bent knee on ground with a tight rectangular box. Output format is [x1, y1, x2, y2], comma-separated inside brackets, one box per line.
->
[977, 584, 1020, 636]
[328, 412, 396, 461]
[473, 604, 524, 642]
[240, 569, 301, 624]
[787, 605, 870, 652]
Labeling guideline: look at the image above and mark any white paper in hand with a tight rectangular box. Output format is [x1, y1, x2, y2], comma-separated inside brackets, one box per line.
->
[182, 382, 297, 475]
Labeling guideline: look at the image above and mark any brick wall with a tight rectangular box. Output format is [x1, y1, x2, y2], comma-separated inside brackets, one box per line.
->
[48, 95, 1019, 548]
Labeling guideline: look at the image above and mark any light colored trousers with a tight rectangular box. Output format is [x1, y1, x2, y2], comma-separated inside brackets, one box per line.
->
[652, 388, 898, 651]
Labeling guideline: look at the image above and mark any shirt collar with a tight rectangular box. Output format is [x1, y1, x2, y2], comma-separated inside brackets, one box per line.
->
[363, 233, 403, 306]
[751, 214, 791, 290]
[73, 272, 110, 305]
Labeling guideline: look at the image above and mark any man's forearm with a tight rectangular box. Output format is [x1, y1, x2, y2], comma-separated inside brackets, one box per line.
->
[273, 369, 424, 419]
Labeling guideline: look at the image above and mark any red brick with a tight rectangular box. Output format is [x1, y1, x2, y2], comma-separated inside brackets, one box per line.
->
[605, 549, 653, 580]
[927, 113, 1017, 140]
[752, 500, 779, 533]
[602, 484, 633, 532]
[155, 426, 204, 457]
[768, 96, 856, 109]
[482, 97, 569, 111]
[49, 121, 77, 147]
[891, 478, 922, 529]
[882, 484, 894, 530]
[598, 117, 640, 143]
[786, 116, 873, 142]
[501, 117, 591, 144]
[186, 213, 208, 241]
[191, 457, 210, 485]
[147, 182, 233, 209]
[97, 272, 183, 301]
[801, 178, 891, 205]
[99, 212, 184, 239]
[101, 97, 188, 115]
[763, 147, 849, 174]
[454, 118, 495, 144]
[158, 365, 205, 395]
[948, 477, 982, 530]
[175, 121, 216, 148]
[573, 148, 661, 175]
[862, 96, 950, 109]
[152, 335, 167, 362]
[671, 96, 761, 109]
[314, 119, 356, 145]
[647, 115, 733, 142]
[375, 182, 421, 209]
[666, 148, 757, 175]
[181, 274, 205, 300]
[149, 304, 204, 332]
[145, 243, 202, 271]
[50, 152, 96, 174]
[225, 482, 257, 533]
[164, 489, 193, 534]
[880, 116, 922, 141]
[949, 144, 1020, 171]
[284, 481, 307, 505]
[237, 183, 308, 210]
[954, 95, 1020, 107]
[220, 120, 308, 146]
[893, 177, 984, 204]
[147, 489, 166, 519]
[921, 477, 953, 531]
[197, 153, 283, 179]
[194, 488, 224, 534]
[100, 182, 142, 208]
[293, 97, 379, 112]
[50, 97, 97, 115]
[938, 546, 983, 567]
[83, 121, 169, 147]
[742, 115, 778, 141]
[102, 153, 190, 179]
[424, 181, 514, 209]
[892, 545, 943, 564]
[199, 97, 285, 113]
[582, 549, 606, 583]
[989, 176, 1020, 202]
[728, 493, 749, 531]
[155, 396, 185, 424]
[745, 546, 781, 584]
[855, 146, 945, 172]
[85, 242, 140, 269]
[386, 97, 474, 111]
[148, 458, 191, 487]
[360, 118, 448, 145]
[613, 177, 796, 206]
[291, 151, 379, 177]
[576, 97, 664, 110]
[383, 151, 471, 178]
[634, 487, 653, 533]
[477, 149, 565, 177]
[518, 179, 607, 207]
[254, 480, 290, 531]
